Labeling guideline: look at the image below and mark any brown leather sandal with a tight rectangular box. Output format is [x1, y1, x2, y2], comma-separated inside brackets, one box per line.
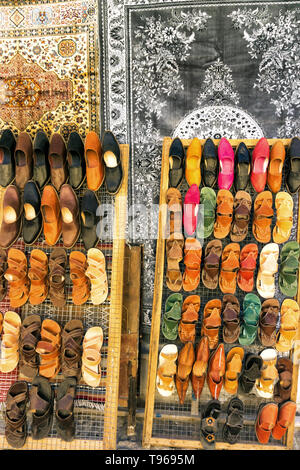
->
[166, 187, 183, 236]
[70, 251, 90, 305]
[36, 319, 61, 379]
[61, 319, 84, 380]
[0, 248, 7, 301]
[258, 299, 280, 347]
[230, 191, 252, 242]
[214, 189, 233, 239]
[222, 294, 240, 344]
[201, 299, 222, 350]
[178, 295, 200, 343]
[166, 232, 184, 292]
[219, 243, 240, 294]
[28, 249, 48, 305]
[202, 239, 222, 289]
[5, 381, 29, 448]
[4, 248, 30, 308]
[19, 314, 41, 380]
[49, 247, 67, 308]
[253, 191, 273, 244]
[182, 237, 202, 292]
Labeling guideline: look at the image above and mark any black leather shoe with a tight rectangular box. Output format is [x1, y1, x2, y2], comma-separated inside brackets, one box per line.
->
[102, 131, 123, 195]
[0, 129, 16, 187]
[169, 137, 184, 188]
[234, 142, 250, 191]
[33, 130, 50, 189]
[67, 131, 85, 189]
[201, 138, 218, 188]
[80, 190, 100, 249]
[23, 180, 43, 245]
[286, 136, 300, 194]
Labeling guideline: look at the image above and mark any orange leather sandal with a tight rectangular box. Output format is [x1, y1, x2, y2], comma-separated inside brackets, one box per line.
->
[219, 243, 240, 294]
[36, 319, 61, 379]
[178, 295, 200, 343]
[214, 189, 233, 239]
[253, 191, 274, 243]
[0, 311, 21, 373]
[166, 233, 184, 292]
[182, 238, 202, 292]
[28, 249, 48, 305]
[201, 299, 222, 350]
[237, 243, 258, 292]
[4, 248, 30, 308]
[69, 251, 90, 306]
[224, 347, 244, 394]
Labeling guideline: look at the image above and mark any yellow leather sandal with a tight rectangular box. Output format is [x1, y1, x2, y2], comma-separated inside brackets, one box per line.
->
[276, 299, 300, 352]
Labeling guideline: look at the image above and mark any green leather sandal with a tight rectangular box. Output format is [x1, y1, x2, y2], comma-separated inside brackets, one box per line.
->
[197, 187, 216, 240]
[239, 293, 261, 345]
[164, 293, 183, 321]
[279, 241, 300, 297]
[162, 317, 179, 341]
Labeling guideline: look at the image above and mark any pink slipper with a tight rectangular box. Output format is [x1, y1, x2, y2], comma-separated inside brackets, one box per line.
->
[250, 138, 270, 193]
[183, 184, 200, 236]
[218, 138, 234, 190]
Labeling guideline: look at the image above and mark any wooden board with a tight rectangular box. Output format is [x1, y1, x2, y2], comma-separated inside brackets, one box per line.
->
[142, 137, 299, 451]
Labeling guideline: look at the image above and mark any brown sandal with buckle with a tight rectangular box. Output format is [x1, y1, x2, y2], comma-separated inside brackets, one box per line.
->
[178, 295, 200, 343]
[219, 243, 240, 294]
[28, 249, 48, 305]
[49, 247, 67, 308]
[202, 239, 222, 290]
[182, 237, 202, 292]
[214, 189, 234, 239]
[230, 191, 252, 242]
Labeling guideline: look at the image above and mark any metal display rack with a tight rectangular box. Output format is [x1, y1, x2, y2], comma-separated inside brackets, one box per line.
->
[142, 137, 300, 450]
[0, 143, 129, 450]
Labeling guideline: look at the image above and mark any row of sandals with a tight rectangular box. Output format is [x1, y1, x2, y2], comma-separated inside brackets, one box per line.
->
[161, 294, 300, 352]
[167, 186, 294, 244]
[166, 237, 300, 298]
[0, 247, 108, 308]
[0, 182, 103, 250]
[156, 340, 294, 406]
[0, 311, 103, 387]
[168, 136, 300, 195]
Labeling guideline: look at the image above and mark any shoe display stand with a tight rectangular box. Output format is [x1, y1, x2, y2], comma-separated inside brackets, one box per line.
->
[142, 137, 300, 450]
[0, 144, 129, 450]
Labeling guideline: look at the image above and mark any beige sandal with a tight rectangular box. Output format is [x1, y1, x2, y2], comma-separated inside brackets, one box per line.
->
[82, 326, 103, 387]
[85, 248, 108, 305]
[0, 311, 21, 373]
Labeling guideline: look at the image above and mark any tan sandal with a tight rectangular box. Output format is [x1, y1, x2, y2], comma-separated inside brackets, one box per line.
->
[70, 251, 90, 306]
[276, 299, 300, 352]
[156, 344, 178, 397]
[82, 326, 103, 387]
[4, 248, 29, 308]
[0, 311, 21, 373]
[28, 249, 48, 305]
[85, 248, 108, 305]
[36, 319, 61, 379]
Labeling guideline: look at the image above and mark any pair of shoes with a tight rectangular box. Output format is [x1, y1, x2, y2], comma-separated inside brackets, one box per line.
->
[255, 400, 296, 444]
[213, 190, 251, 241]
[4, 377, 76, 447]
[165, 188, 184, 292]
[0, 130, 32, 190]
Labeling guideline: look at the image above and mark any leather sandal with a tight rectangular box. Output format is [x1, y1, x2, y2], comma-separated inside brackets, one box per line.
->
[222, 294, 240, 344]
[183, 184, 200, 237]
[214, 189, 233, 239]
[202, 239, 222, 290]
[156, 344, 178, 397]
[55, 377, 77, 442]
[273, 192, 293, 244]
[252, 191, 273, 243]
[258, 299, 279, 347]
[182, 238, 202, 292]
[178, 294, 200, 343]
[30, 375, 54, 440]
[237, 243, 258, 292]
[28, 249, 48, 305]
[256, 243, 279, 298]
[200, 399, 221, 449]
[82, 326, 103, 387]
[279, 241, 300, 297]
[255, 348, 278, 398]
[49, 247, 67, 308]
[219, 243, 240, 294]
[176, 342, 195, 404]
[0, 311, 21, 373]
[36, 319, 61, 379]
[230, 190, 251, 242]
[207, 343, 225, 399]
[239, 293, 261, 346]
[61, 319, 84, 381]
[255, 402, 278, 444]
[276, 299, 300, 352]
[70, 251, 90, 306]
[201, 299, 222, 350]
[223, 397, 244, 445]
[197, 187, 216, 240]
[166, 187, 182, 236]
[5, 381, 29, 448]
[191, 336, 209, 399]
[0, 248, 7, 301]
[224, 346, 244, 394]
[19, 314, 41, 380]
[239, 353, 263, 394]
[162, 293, 183, 341]
[274, 358, 293, 403]
[86, 248, 108, 305]
[4, 248, 30, 308]
[166, 232, 184, 292]
[272, 401, 296, 440]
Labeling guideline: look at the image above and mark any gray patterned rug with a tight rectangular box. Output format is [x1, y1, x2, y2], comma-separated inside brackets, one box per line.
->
[99, 0, 300, 327]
